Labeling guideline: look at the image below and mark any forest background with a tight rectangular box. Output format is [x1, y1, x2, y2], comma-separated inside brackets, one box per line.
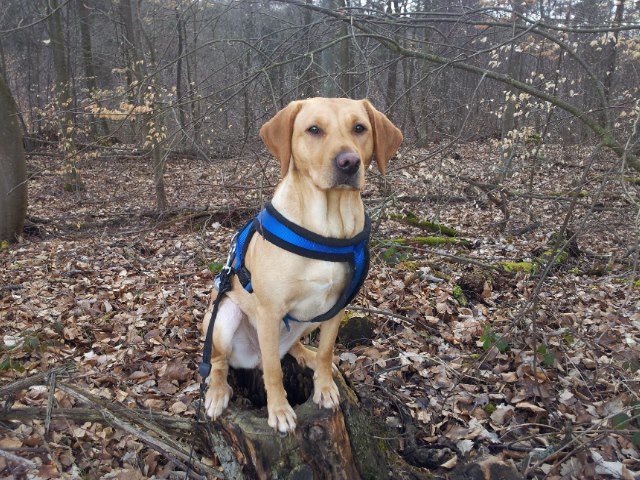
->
[0, 0, 639, 479]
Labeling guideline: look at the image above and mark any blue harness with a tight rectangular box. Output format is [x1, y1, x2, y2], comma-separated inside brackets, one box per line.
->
[220, 201, 371, 330]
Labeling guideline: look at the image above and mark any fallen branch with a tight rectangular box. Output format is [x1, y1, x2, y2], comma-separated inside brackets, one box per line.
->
[58, 383, 225, 480]
[347, 305, 439, 334]
[0, 448, 37, 469]
[0, 407, 194, 434]
[0, 365, 73, 398]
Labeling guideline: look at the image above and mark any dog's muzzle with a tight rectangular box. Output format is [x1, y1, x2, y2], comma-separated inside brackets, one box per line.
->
[334, 152, 361, 186]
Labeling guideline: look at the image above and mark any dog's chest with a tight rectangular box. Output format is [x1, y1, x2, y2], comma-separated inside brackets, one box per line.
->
[287, 260, 349, 320]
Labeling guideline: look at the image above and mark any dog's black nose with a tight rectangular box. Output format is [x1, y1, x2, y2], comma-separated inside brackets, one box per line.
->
[335, 152, 361, 175]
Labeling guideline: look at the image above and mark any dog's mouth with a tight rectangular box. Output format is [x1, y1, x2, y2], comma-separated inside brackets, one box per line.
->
[334, 170, 362, 188]
[333, 178, 362, 190]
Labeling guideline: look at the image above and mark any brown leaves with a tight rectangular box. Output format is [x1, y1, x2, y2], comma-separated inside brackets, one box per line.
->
[2, 148, 639, 477]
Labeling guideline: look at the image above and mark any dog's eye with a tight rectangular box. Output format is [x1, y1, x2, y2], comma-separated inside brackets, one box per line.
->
[353, 123, 367, 134]
[307, 125, 321, 135]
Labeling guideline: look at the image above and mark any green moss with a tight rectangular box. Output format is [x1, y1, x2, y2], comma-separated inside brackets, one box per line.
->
[483, 403, 497, 415]
[208, 262, 224, 273]
[499, 261, 537, 273]
[538, 249, 569, 267]
[547, 190, 588, 198]
[452, 285, 468, 307]
[377, 438, 388, 454]
[634, 280, 640, 289]
[525, 132, 542, 145]
[397, 260, 419, 271]
[624, 176, 640, 185]
[387, 236, 468, 247]
[390, 212, 460, 237]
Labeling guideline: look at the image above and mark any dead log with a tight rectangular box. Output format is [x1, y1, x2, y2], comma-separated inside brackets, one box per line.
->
[217, 355, 390, 479]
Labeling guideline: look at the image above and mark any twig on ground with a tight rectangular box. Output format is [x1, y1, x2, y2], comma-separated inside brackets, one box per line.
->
[0, 449, 37, 469]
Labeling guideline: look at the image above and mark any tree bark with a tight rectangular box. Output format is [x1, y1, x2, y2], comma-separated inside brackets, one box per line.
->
[0, 359, 392, 479]
[601, 0, 624, 128]
[499, 2, 523, 179]
[77, 0, 109, 140]
[186, 5, 201, 147]
[300, 0, 316, 99]
[47, 0, 83, 191]
[0, 74, 27, 243]
[175, 7, 187, 146]
[336, 0, 351, 96]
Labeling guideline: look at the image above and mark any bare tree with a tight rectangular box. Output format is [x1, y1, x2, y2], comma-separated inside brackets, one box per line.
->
[77, 0, 109, 140]
[0, 73, 26, 243]
[47, 0, 83, 191]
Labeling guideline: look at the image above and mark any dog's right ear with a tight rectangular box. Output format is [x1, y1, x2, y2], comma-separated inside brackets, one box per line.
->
[259, 101, 303, 178]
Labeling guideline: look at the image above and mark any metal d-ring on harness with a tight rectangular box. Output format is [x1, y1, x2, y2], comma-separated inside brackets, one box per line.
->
[187, 203, 371, 475]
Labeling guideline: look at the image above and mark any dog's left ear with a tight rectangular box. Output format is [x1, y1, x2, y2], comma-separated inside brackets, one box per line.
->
[260, 101, 303, 178]
[362, 100, 403, 175]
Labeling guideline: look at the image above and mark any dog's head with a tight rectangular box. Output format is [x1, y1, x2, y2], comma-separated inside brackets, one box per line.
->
[259, 98, 403, 190]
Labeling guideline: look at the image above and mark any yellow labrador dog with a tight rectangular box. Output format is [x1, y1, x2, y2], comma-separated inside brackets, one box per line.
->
[202, 98, 402, 433]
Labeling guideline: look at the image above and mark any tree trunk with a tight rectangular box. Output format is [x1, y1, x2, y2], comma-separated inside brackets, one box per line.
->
[0, 37, 7, 83]
[175, 7, 187, 147]
[47, 0, 83, 191]
[77, 0, 109, 140]
[336, 0, 351, 96]
[0, 74, 27, 243]
[186, 6, 201, 147]
[499, 3, 523, 180]
[242, 8, 255, 142]
[300, 0, 316, 99]
[217, 355, 390, 479]
[601, 0, 624, 128]
[318, 0, 334, 96]
[119, 0, 167, 211]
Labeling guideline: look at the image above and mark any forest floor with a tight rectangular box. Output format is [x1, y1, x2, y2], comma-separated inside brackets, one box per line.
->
[1, 141, 639, 479]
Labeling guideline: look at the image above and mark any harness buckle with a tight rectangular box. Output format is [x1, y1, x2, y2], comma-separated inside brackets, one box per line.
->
[223, 233, 238, 271]
[214, 232, 238, 292]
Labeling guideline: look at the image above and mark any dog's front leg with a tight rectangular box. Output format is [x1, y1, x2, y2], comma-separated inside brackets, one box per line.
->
[203, 299, 240, 419]
[312, 312, 342, 410]
[256, 307, 297, 433]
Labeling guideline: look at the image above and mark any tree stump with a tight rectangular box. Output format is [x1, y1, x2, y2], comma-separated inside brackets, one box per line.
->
[214, 355, 389, 480]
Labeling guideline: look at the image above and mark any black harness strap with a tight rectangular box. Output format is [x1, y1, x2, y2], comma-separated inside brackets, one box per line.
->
[198, 269, 232, 379]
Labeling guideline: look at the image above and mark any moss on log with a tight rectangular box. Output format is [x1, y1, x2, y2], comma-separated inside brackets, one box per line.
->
[390, 212, 460, 237]
[499, 261, 537, 273]
[382, 236, 469, 247]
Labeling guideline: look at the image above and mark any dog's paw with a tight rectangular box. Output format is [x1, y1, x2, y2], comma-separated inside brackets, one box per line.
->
[267, 400, 297, 433]
[291, 345, 318, 370]
[204, 383, 232, 419]
[313, 376, 340, 410]
[291, 345, 339, 375]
